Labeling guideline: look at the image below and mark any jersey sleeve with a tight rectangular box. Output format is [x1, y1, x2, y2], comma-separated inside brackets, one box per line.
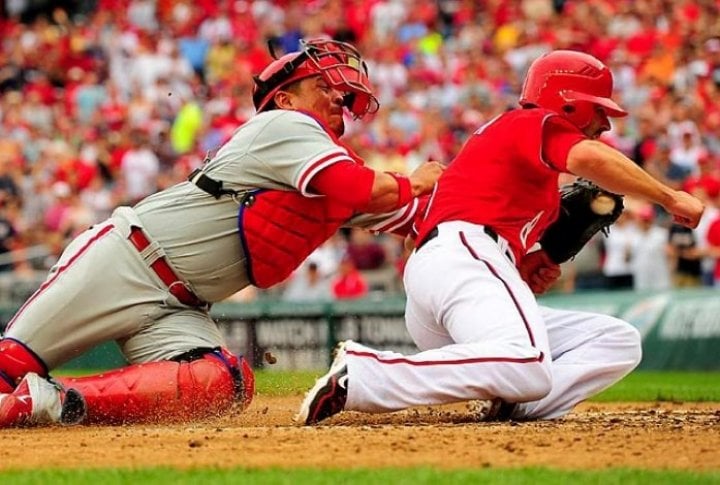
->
[249, 111, 356, 196]
[540, 115, 586, 173]
[345, 198, 421, 237]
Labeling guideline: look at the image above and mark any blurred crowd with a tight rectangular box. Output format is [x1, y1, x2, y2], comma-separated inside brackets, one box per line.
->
[1, 0, 720, 301]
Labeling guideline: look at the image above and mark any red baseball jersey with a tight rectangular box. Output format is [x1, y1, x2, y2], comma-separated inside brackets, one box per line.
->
[416, 108, 586, 261]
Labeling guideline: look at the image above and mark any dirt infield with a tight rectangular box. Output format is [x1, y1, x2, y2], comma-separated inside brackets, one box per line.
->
[1, 396, 718, 471]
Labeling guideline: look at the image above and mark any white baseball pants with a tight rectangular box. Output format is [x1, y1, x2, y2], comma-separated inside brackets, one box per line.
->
[343, 221, 642, 419]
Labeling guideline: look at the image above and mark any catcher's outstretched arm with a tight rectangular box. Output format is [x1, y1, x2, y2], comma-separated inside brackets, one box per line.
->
[566, 139, 704, 228]
[309, 160, 444, 214]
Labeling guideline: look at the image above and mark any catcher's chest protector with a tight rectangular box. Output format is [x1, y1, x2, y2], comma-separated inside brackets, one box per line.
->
[239, 189, 353, 288]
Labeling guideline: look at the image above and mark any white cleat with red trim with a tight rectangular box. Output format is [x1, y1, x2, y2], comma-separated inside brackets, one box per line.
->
[0, 373, 62, 427]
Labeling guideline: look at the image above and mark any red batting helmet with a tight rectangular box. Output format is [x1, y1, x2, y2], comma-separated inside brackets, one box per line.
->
[519, 50, 627, 130]
[252, 38, 379, 119]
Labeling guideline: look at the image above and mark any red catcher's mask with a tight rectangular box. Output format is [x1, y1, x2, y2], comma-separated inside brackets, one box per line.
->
[252, 39, 380, 120]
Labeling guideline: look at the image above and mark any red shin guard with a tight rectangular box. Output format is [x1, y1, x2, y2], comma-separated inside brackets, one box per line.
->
[0, 339, 48, 393]
[57, 352, 254, 424]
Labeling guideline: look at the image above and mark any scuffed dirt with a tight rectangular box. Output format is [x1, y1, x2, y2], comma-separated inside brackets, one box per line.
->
[0, 396, 718, 471]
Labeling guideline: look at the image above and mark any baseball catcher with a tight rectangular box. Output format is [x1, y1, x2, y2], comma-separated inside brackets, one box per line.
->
[540, 178, 624, 264]
[0, 38, 443, 428]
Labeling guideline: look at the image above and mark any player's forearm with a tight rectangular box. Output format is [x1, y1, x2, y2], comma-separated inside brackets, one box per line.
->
[309, 162, 430, 213]
[309, 160, 442, 214]
[365, 163, 443, 213]
[566, 140, 675, 207]
[364, 172, 414, 213]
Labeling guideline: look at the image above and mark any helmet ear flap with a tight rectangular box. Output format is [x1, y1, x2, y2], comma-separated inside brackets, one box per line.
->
[562, 100, 596, 130]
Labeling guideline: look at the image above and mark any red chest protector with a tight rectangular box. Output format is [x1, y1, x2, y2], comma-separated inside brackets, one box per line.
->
[237, 110, 362, 288]
[239, 190, 353, 288]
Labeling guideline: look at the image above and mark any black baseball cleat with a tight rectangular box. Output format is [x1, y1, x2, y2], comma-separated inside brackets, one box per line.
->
[295, 341, 349, 425]
[59, 388, 87, 425]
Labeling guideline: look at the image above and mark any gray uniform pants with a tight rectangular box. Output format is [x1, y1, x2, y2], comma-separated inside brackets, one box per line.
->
[4, 207, 225, 369]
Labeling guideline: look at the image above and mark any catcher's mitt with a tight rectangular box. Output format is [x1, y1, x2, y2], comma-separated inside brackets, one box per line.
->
[540, 179, 624, 264]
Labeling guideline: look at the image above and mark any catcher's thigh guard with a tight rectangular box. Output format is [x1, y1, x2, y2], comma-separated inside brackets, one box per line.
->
[0, 339, 48, 393]
[57, 348, 254, 424]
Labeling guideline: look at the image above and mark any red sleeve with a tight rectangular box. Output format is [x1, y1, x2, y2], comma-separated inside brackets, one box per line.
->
[542, 116, 586, 172]
[308, 161, 375, 210]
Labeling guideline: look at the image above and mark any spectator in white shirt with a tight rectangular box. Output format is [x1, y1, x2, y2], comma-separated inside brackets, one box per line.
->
[602, 210, 640, 289]
[120, 130, 160, 204]
[631, 205, 672, 291]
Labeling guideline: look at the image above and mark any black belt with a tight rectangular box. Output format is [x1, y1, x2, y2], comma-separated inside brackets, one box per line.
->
[417, 225, 500, 250]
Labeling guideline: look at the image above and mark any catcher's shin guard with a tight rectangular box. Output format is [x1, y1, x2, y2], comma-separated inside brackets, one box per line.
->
[0, 339, 49, 393]
[57, 349, 254, 425]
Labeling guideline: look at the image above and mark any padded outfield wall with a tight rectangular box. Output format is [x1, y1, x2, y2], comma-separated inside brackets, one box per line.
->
[1, 288, 718, 371]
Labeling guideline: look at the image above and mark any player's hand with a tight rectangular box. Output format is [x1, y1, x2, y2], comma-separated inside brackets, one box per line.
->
[664, 190, 704, 229]
[518, 249, 561, 295]
[409, 161, 445, 196]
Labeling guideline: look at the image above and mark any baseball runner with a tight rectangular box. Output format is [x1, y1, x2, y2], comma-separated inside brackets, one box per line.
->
[0, 39, 443, 426]
[298, 50, 704, 425]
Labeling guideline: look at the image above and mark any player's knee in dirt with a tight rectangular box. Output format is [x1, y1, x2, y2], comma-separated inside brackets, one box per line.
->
[513, 343, 553, 402]
[486, 357, 552, 404]
[518, 359, 553, 402]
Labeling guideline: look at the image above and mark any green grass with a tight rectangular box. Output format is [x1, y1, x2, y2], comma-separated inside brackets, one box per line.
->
[0, 467, 718, 485]
[254, 369, 319, 396]
[592, 371, 720, 402]
[251, 369, 720, 402]
[57, 369, 720, 402]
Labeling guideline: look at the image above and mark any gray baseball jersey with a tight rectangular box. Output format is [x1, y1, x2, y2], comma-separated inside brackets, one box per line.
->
[5, 110, 417, 369]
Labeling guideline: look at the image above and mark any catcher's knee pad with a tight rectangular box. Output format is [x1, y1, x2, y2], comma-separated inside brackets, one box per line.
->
[0, 339, 48, 393]
[207, 347, 255, 411]
[169, 346, 254, 410]
[57, 348, 253, 425]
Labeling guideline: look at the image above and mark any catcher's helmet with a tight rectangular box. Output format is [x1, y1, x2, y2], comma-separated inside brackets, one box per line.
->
[519, 50, 627, 130]
[252, 38, 379, 119]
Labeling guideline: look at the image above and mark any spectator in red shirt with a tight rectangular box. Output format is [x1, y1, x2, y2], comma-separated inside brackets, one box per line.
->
[682, 153, 720, 196]
[332, 256, 368, 300]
